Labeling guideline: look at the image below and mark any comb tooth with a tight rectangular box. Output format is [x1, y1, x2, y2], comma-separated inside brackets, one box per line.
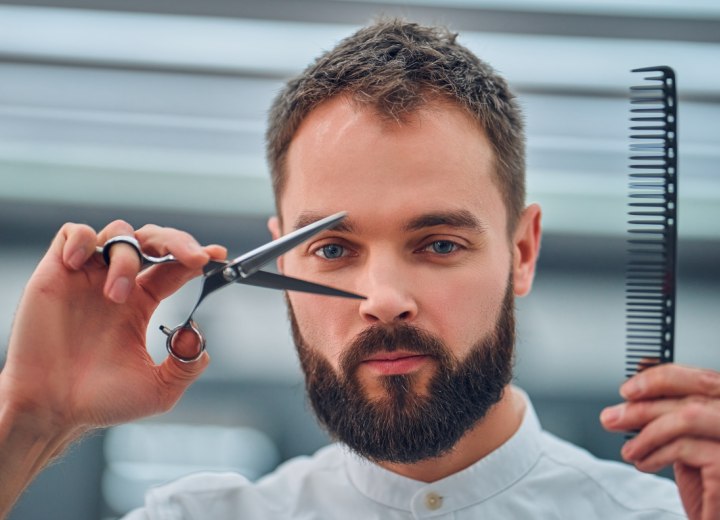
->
[628, 203, 667, 209]
[628, 257, 666, 262]
[630, 116, 666, 122]
[627, 251, 666, 257]
[630, 134, 669, 140]
[631, 98, 666, 104]
[631, 108, 666, 113]
[630, 126, 667, 132]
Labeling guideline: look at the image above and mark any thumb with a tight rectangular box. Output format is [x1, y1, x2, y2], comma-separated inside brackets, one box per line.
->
[156, 352, 210, 408]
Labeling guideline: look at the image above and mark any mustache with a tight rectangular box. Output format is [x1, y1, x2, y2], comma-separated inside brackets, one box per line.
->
[339, 322, 454, 377]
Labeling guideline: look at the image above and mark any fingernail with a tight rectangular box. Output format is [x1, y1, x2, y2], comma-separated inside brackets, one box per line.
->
[68, 247, 87, 270]
[601, 404, 624, 424]
[109, 277, 131, 303]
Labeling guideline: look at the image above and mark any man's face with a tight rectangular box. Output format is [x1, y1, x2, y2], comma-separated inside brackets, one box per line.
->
[271, 97, 529, 462]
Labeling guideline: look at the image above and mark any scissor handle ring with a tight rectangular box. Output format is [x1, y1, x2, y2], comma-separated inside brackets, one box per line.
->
[101, 236, 143, 266]
[159, 321, 207, 363]
[99, 235, 176, 268]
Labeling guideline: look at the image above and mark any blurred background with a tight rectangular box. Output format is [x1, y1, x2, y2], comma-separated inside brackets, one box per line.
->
[0, 0, 718, 518]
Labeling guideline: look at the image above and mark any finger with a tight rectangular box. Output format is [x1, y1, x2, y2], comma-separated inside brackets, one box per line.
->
[621, 402, 720, 462]
[137, 244, 227, 304]
[135, 224, 209, 269]
[601, 396, 720, 431]
[621, 364, 720, 401]
[674, 462, 703, 520]
[57, 223, 98, 270]
[97, 220, 141, 303]
[601, 398, 680, 432]
[631, 437, 720, 477]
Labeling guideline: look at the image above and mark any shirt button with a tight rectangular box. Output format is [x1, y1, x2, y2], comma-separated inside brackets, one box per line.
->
[424, 491, 443, 511]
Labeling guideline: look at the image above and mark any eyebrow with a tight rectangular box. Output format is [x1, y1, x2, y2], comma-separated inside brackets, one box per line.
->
[293, 212, 356, 233]
[403, 210, 486, 233]
[293, 209, 485, 236]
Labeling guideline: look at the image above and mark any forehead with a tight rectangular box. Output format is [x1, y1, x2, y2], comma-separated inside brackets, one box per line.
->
[279, 96, 505, 232]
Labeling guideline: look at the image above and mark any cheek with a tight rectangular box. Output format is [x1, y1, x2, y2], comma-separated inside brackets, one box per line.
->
[422, 264, 509, 350]
[288, 292, 352, 368]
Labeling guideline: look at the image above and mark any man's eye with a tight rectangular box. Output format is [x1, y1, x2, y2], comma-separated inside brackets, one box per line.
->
[314, 244, 346, 259]
[425, 240, 458, 255]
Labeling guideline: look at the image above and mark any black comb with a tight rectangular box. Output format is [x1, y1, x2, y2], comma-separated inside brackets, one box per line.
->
[625, 66, 678, 380]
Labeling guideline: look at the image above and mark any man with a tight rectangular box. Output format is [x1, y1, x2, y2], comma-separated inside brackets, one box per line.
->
[1, 20, 719, 519]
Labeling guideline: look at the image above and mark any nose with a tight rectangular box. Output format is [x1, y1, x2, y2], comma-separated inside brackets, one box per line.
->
[357, 252, 418, 325]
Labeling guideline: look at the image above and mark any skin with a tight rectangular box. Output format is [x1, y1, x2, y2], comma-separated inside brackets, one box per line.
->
[0, 95, 717, 519]
[0, 221, 226, 518]
[269, 96, 542, 481]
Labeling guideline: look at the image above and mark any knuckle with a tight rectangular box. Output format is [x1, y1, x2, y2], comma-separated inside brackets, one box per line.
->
[110, 218, 131, 228]
[679, 401, 705, 424]
[699, 370, 720, 395]
[136, 223, 160, 236]
[61, 222, 93, 237]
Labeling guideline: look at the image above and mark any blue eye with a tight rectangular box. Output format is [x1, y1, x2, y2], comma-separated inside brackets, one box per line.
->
[315, 244, 345, 259]
[428, 241, 458, 254]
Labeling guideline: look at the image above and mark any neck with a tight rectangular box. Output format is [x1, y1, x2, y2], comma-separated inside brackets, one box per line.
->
[377, 385, 525, 482]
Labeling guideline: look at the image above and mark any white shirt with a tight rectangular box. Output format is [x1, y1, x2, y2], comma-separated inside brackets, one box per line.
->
[124, 390, 686, 519]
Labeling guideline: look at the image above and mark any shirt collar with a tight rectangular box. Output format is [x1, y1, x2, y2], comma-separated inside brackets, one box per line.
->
[343, 387, 543, 517]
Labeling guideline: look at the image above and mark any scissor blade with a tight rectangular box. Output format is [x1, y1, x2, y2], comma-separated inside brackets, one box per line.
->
[241, 270, 365, 300]
[232, 211, 347, 277]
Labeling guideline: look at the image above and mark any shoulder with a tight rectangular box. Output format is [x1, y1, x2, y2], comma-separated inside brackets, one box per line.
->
[533, 430, 686, 519]
[132, 444, 347, 519]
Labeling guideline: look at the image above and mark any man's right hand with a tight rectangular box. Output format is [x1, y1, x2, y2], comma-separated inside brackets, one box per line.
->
[0, 220, 226, 517]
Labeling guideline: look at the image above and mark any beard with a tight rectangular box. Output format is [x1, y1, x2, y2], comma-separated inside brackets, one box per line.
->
[289, 279, 515, 465]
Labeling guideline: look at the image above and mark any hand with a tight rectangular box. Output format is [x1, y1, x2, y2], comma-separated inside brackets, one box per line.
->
[601, 364, 720, 520]
[1, 220, 227, 435]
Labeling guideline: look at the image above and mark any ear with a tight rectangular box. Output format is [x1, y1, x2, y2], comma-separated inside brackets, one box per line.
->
[267, 216, 284, 273]
[512, 203, 542, 297]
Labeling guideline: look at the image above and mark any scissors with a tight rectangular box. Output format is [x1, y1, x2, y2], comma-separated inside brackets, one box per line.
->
[96, 212, 364, 363]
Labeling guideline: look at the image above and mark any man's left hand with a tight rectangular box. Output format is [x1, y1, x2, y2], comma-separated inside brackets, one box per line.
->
[601, 364, 720, 520]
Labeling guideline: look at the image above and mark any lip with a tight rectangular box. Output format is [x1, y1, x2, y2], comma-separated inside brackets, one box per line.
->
[361, 351, 431, 376]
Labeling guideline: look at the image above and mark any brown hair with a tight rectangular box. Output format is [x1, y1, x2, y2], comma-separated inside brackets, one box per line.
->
[266, 19, 526, 231]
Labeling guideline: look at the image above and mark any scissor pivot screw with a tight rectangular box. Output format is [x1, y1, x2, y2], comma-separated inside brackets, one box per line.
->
[222, 266, 238, 282]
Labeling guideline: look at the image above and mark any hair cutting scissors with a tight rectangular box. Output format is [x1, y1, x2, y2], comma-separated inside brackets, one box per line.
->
[96, 212, 364, 363]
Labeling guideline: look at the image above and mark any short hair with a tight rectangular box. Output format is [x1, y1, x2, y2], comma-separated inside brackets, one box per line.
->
[266, 19, 526, 232]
